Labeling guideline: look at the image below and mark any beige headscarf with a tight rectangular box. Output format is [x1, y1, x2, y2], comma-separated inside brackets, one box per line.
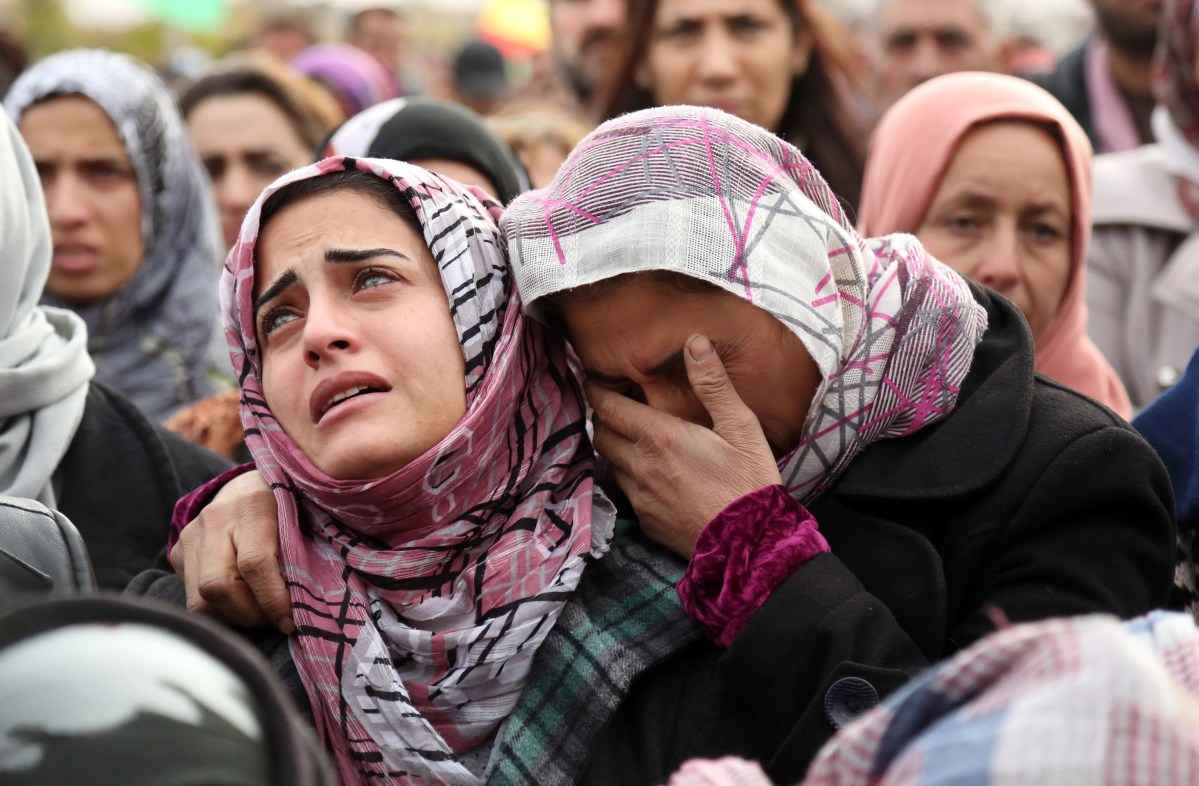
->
[858, 72, 1132, 418]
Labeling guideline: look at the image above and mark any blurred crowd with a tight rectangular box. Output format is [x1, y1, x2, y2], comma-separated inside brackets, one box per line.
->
[5, 0, 1199, 784]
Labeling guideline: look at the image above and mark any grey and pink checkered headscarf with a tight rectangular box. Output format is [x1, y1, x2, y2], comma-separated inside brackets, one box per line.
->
[221, 156, 610, 785]
[503, 106, 987, 500]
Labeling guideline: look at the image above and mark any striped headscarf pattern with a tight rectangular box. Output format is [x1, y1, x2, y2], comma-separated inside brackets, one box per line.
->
[502, 106, 987, 502]
[6, 49, 222, 421]
[222, 156, 610, 785]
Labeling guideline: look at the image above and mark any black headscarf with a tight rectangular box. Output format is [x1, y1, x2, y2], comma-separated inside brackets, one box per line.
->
[322, 96, 529, 204]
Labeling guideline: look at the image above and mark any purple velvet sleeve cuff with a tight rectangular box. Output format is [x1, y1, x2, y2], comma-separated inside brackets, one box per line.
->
[677, 484, 830, 647]
[167, 462, 255, 563]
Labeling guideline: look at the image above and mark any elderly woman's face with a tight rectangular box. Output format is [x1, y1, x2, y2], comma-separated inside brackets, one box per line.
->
[187, 93, 314, 249]
[19, 95, 144, 304]
[917, 122, 1072, 344]
[253, 189, 466, 480]
[557, 274, 820, 457]
[638, 0, 809, 133]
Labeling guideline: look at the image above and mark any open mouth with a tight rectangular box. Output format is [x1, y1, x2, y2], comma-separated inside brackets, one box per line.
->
[321, 385, 387, 417]
[309, 373, 393, 424]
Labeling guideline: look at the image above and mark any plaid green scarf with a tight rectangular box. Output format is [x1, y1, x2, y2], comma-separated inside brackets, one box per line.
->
[489, 523, 705, 785]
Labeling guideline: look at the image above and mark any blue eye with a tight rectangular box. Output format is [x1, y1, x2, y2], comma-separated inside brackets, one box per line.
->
[356, 267, 398, 290]
[260, 307, 299, 338]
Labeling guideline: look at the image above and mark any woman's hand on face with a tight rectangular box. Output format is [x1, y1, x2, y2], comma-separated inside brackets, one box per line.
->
[587, 334, 783, 559]
[168, 470, 294, 633]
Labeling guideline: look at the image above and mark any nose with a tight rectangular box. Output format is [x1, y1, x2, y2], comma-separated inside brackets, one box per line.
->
[696, 30, 739, 85]
[45, 173, 89, 229]
[907, 36, 949, 86]
[302, 298, 361, 369]
[216, 162, 258, 218]
[972, 227, 1021, 294]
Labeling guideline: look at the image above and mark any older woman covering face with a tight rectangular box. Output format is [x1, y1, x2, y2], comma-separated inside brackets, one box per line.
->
[858, 72, 1132, 418]
[6, 49, 224, 421]
[167, 109, 1175, 785]
[500, 106, 1169, 780]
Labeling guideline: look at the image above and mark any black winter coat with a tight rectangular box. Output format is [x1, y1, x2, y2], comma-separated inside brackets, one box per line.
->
[573, 284, 1175, 785]
[132, 287, 1175, 785]
[52, 383, 230, 590]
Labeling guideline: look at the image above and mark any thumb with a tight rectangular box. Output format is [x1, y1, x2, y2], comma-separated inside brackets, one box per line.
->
[684, 334, 757, 442]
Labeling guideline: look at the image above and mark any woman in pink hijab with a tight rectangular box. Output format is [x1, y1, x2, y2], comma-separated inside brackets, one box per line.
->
[859, 72, 1131, 418]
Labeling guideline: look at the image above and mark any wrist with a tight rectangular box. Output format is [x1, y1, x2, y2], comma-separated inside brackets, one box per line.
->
[678, 485, 829, 646]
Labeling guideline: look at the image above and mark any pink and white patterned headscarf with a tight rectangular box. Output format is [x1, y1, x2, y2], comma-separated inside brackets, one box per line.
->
[221, 156, 611, 785]
[502, 106, 988, 500]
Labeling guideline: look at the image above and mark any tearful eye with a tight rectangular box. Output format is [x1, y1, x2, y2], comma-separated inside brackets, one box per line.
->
[261, 308, 299, 338]
[356, 267, 398, 290]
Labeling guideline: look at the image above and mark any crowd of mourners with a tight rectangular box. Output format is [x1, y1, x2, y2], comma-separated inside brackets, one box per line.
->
[4, 0, 1199, 783]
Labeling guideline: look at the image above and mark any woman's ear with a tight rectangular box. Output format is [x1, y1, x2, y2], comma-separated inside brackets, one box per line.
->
[792, 31, 814, 78]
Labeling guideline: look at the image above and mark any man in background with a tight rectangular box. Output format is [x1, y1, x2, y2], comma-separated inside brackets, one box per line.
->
[250, 13, 317, 63]
[348, 6, 412, 96]
[871, 0, 1005, 109]
[1029, 0, 1162, 152]
[548, 0, 625, 107]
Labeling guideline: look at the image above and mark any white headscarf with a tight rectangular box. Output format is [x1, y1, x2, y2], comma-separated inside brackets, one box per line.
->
[0, 113, 94, 506]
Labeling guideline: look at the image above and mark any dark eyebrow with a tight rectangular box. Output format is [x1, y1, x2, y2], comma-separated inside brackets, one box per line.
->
[585, 347, 686, 386]
[324, 247, 413, 264]
[253, 269, 297, 323]
[252, 248, 412, 323]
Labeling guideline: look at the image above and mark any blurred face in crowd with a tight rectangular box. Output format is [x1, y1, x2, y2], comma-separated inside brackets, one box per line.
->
[637, 0, 811, 133]
[1089, 0, 1161, 58]
[20, 95, 144, 303]
[917, 122, 1072, 345]
[254, 189, 466, 480]
[549, 0, 626, 101]
[252, 23, 314, 63]
[556, 273, 822, 458]
[350, 9, 410, 74]
[874, 0, 1000, 109]
[187, 93, 313, 249]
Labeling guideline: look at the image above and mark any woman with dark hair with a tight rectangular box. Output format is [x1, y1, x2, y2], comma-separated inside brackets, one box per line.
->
[180, 55, 343, 250]
[596, 0, 869, 211]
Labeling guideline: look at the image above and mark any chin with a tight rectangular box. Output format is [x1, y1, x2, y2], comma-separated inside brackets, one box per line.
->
[313, 442, 420, 481]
